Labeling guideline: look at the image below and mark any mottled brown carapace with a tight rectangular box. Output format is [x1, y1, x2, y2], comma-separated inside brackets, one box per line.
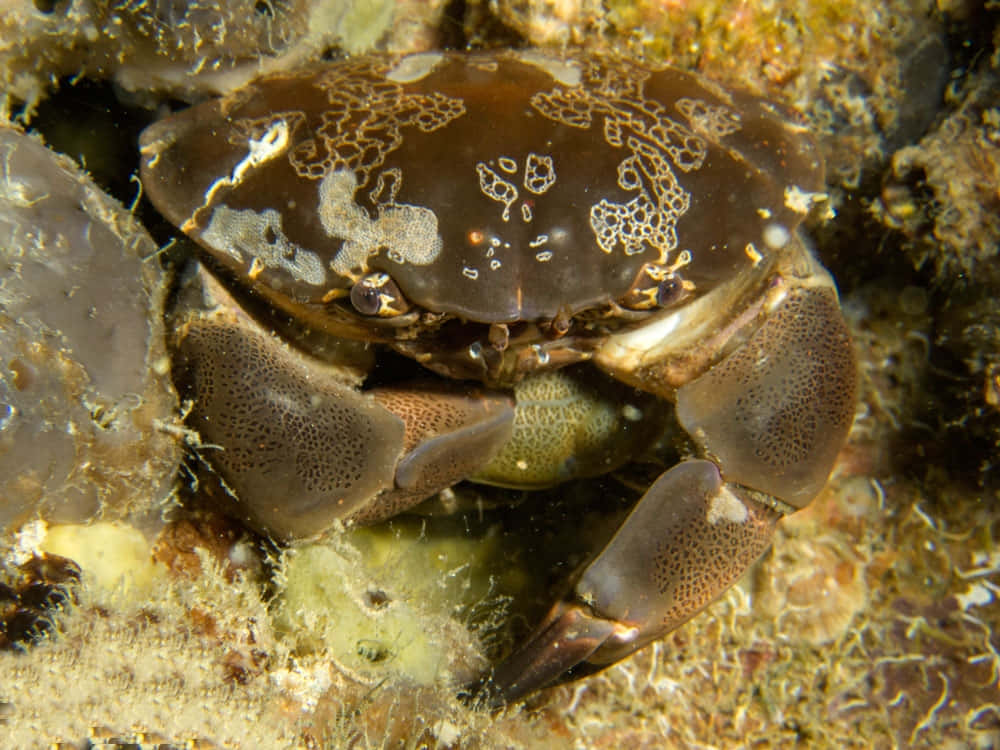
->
[140, 50, 855, 703]
[140, 51, 823, 329]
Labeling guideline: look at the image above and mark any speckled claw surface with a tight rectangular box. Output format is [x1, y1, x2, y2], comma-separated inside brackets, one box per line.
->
[139, 49, 858, 702]
[172, 268, 515, 539]
[482, 460, 780, 704]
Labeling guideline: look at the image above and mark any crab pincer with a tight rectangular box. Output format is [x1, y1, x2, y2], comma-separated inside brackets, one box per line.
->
[482, 278, 856, 703]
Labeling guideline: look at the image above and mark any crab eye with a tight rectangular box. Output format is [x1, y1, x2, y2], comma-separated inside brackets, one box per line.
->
[621, 263, 686, 311]
[654, 276, 684, 306]
[349, 272, 410, 317]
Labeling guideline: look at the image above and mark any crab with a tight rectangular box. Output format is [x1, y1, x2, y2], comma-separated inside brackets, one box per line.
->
[137, 49, 857, 704]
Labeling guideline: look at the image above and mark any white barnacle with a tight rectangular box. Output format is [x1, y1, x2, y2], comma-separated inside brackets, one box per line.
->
[707, 487, 749, 525]
[762, 222, 791, 250]
[462, 266, 479, 280]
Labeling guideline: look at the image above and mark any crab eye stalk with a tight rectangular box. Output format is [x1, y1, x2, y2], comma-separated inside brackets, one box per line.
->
[349, 272, 410, 317]
[621, 263, 686, 311]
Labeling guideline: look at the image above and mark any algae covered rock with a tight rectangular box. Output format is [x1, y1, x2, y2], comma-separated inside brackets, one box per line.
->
[273, 521, 496, 688]
[0, 0, 448, 113]
[0, 124, 180, 534]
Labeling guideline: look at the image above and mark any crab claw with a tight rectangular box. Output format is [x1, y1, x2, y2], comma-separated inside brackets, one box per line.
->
[481, 281, 857, 704]
[479, 459, 779, 705]
[480, 596, 632, 706]
[171, 265, 515, 540]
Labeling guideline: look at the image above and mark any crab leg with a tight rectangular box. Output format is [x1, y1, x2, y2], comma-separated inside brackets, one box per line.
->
[481, 282, 857, 703]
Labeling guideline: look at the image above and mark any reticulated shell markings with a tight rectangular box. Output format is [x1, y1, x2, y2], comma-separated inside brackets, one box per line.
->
[140, 51, 824, 325]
